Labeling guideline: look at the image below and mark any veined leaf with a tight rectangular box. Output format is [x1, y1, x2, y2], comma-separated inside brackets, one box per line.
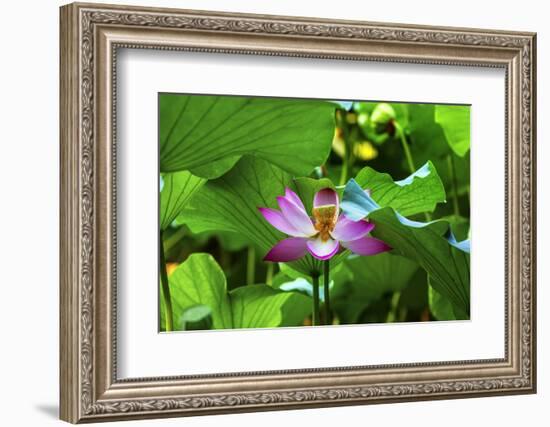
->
[159, 94, 336, 178]
[160, 171, 206, 230]
[230, 285, 309, 328]
[435, 105, 471, 157]
[360, 206, 470, 317]
[179, 305, 213, 330]
[341, 172, 470, 317]
[406, 104, 471, 203]
[180, 156, 289, 247]
[353, 161, 446, 217]
[407, 104, 451, 166]
[331, 253, 419, 324]
[178, 156, 342, 275]
[166, 253, 310, 330]
[428, 285, 458, 321]
[345, 252, 419, 300]
[169, 253, 233, 329]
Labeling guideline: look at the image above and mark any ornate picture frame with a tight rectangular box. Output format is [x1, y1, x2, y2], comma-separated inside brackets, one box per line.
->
[60, 2, 536, 423]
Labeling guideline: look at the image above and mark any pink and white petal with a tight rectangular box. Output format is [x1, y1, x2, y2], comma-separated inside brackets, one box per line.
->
[258, 207, 306, 237]
[313, 188, 339, 212]
[277, 196, 316, 236]
[306, 236, 340, 260]
[342, 236, 392, 256]
[263, 237, 308, 262]
[284, 188, 306, 212]
[331, 215, 374, 242]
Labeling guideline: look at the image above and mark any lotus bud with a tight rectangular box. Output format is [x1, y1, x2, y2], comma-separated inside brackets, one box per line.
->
[370, 103, 396, 134]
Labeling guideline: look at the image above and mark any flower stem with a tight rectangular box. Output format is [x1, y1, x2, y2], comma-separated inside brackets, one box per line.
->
[385, 291, 401, 323]
[163, 225, 186, 253]
[323, 261, 331, 325]
[447, 154, 460, 216]
[265, 263, 274, 286]
[395, 122, 416, 175]
[338, 116, 353, 186]
[395, 122, 431, 222]
[246, 246, 256, 285]
[159, 231, 174, 332]
[311, 273, 320, 326]
[339, 159, 349, 186]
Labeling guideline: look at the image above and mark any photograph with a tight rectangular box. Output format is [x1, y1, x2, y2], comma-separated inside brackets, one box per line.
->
[158, 94, 471, 332]
[56, 3, 536, 422]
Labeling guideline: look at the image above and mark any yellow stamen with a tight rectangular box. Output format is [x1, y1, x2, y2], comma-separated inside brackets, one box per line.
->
[313, 205, 337, 242]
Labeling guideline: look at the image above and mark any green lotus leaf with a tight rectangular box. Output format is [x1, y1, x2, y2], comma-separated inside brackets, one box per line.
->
[163, 253, 311, 330]
[178, 156, 346, 276]
[341, 165, 470, 318]
[353, 161, 446, 217]
[435, 105, 471, 157]
[160, 170, 206, 230]
[159, 94, 336, 178]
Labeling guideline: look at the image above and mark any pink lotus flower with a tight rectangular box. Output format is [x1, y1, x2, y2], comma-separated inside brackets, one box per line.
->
[259, 188, 391, 262]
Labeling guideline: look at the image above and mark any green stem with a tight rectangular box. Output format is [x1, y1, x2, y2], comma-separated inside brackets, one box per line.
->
[385, 291, 401, 323]
[323, 261, 331, 325]
[395, 122, 416, 175]
[338, 115, 352, 186]
[265, 263, 274, 286]
[159, 231, 174, 332]
[396, 123, 432, 222]
[339, 158, 349, 186]
[246, 246, 256, 285]
[447, 154, 460, 216]
[311, 274, 320, 326]
[163, 225, 186, 253]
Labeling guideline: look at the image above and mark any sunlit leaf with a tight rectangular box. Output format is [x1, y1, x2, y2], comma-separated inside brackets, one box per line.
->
[406, 104, 471, 202]
[179, 304, 213, 330]
[178, 155, 289, 247]
[159, 94, 336, 178]
[169, 253, 233, 329]
[166, 253, 311, 330]
[352, 161, 446, 217]
[435, 105, 471, 157]
[341, 174, 469, 318]
[370, 208, 469, 317]
[160, 171, 206, 230]
[231, 285, 310, 328]
[178, 156, 344, 276]
[408, 104, 450, 159]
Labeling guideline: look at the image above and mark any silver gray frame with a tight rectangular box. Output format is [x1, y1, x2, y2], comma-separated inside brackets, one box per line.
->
[60, 2, 537, 423]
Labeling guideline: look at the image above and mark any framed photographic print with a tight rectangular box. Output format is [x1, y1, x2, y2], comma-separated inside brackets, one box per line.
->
[59, 2, 537, 423]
